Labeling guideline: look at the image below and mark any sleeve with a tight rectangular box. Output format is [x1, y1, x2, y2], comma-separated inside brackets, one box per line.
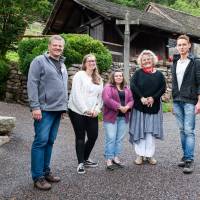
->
[152, 72, 166, 99]
[27, 58, 41, 111]
[70, 72, 88, 114]
[195, 59, 200, 95]
[94, 81, 103, 113]
[130, 70, 143, 98]
[102, 85, 121, 111]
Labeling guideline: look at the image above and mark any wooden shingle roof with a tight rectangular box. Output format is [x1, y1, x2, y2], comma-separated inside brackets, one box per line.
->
[44, 0, 200, 42]
[146, 3, 200, 41]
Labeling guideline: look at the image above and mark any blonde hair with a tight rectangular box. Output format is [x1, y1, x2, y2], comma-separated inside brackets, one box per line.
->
[82, 54, 102, 85]
[177, 34, 190, 43]
[48, 35, 65, 45]
[137, 50, 158, 67]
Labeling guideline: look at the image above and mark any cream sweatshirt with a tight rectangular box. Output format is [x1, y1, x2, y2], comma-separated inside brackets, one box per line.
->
[68, 71, 103, 115]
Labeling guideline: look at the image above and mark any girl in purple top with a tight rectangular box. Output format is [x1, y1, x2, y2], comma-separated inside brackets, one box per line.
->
[102, 70, 134, 170]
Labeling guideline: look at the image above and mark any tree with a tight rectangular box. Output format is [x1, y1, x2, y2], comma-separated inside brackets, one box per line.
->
[0, 0, 53, 58]
[109, 0, 176, 9]
[170, 0, 200, 16]
[109, 0, 200, 15]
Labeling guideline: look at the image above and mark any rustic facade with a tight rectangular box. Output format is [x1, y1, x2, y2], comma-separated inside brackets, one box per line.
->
[44, 0, 200, 61]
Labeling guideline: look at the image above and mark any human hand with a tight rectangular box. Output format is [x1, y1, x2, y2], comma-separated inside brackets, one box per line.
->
[141, 97, 148, 105]
[84, 110, 93, 116]
[91, 110, 98, 118]
[61, 113, 67, 119]
[195, 101, 200, 114]
[119, 106, 126, 113]
[124, 105, 130, 113]
[147, 97, 154, 107]
[32, 109, 42, 121]
[119, 106, 129, 113]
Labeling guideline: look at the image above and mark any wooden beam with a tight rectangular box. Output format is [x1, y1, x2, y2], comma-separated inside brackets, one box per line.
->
[130, 32, 139, 42]
[113, 25, 124, 40]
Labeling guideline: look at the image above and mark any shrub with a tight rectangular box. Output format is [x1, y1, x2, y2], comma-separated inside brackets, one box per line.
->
[18, 38, 48, 75]
[18, 34, 112, 75]
[162, 101, 172, 113]
[0, 59, 9, 99]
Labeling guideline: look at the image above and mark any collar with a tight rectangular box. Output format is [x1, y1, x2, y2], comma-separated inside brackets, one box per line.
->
[173, 53, 195, 63]
[44, 52, 65, 63]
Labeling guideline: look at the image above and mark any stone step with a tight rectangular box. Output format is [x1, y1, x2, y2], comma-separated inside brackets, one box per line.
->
[0, 116, 16, 135]
[0, 136, 10, 146]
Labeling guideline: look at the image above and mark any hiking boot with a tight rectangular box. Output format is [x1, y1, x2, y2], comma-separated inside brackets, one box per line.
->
[183, 161, 194, 174]
[45, 172, 61, 183]
[147, 157, 157, 165]
[178, 157, 185, 167]
[34, 177, 51, 190]
[77, 163, 85, 174]
[84, 159, 98, 168]
[134, 156, 143, 165]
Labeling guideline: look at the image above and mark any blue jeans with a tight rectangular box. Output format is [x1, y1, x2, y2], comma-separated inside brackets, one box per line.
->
[173, 102, 196, 161]
[104, 117, 128, 160]
[31, 111, 62, 181]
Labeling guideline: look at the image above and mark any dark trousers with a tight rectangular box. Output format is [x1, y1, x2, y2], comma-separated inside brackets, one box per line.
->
[68, 109, 98, 164]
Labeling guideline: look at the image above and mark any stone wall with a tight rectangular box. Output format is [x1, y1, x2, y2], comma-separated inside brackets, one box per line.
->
[5, 63, 28, 105]
[5, 61, 172, 105]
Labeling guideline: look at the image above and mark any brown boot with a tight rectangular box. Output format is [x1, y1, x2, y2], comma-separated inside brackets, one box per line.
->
[147, 157, 157, 165]
[45, 172, 61, 183]
[134, 156, 143, 165]
[34, 177, 51, 190]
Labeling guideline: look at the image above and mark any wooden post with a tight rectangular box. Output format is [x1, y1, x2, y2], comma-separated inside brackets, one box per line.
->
[123, 12, 130, 84]
[116, 11, 139, 84]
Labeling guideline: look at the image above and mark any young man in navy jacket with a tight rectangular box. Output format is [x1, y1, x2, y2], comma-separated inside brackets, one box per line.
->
[172, 34, 200, 174]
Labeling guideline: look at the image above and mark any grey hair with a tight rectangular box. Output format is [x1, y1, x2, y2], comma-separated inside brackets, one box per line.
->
[48, 35, 65, 46]
[137, 50, 158, 67]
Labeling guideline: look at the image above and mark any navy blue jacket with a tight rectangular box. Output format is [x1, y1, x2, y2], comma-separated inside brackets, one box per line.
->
[171, 54, 200, 104]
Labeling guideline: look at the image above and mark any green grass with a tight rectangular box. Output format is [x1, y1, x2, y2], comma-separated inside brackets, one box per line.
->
[25, 22, 44, 35]
[6, 51, 19, 62]
[162, 101, 172, 113]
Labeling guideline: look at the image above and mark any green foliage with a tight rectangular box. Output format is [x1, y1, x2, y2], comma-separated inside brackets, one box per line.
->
[18, 38, 48, 75]
[170, 0, 200, 16]
[0, 59, 10, 99]
[18, 34, 112, 75]
[108, 0, 200, 15]
[6, 51, 19, 62]
[98, 112, 103, 121]
[162, 101, 173, 113]
[0, 0, 53, 58]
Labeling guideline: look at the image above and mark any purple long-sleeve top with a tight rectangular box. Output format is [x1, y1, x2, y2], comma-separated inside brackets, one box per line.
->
[102, 84, 134, 123]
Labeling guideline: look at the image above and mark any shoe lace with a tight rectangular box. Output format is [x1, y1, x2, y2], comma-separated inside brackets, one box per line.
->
[78, 163, 84, 169]
[185, 162, 191, 168]
[38, 177, 46, 185]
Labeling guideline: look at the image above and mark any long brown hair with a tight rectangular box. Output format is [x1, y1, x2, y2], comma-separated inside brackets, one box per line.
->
[82, 54, 102, 85]
[109, 70, 127, 90]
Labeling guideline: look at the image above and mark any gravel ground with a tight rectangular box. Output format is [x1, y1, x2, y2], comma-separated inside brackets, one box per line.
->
[1, 101, 200, 200]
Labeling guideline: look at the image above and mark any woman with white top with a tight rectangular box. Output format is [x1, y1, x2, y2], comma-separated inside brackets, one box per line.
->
[68, 54, 103, 174]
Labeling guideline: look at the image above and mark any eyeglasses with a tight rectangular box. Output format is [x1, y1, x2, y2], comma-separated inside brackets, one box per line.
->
[87, 60, 96, 63]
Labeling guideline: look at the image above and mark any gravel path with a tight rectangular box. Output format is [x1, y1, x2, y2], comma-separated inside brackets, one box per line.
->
[1, 101, 200, 200]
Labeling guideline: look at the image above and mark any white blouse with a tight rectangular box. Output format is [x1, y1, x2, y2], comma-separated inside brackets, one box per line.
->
[68, 71, 103, 115]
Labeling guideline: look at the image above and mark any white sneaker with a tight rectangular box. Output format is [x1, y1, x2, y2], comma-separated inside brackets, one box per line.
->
[84, 159, 98, 168]
[77, 163, 85, 174]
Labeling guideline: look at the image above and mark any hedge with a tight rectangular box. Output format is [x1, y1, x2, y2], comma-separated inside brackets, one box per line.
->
[0, 59, 9, 99]
[18, 34, 112, 75]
